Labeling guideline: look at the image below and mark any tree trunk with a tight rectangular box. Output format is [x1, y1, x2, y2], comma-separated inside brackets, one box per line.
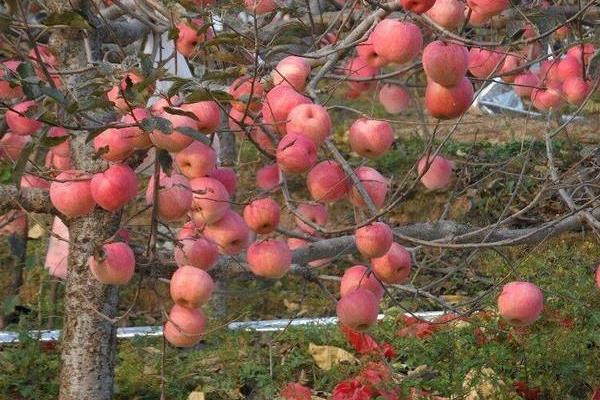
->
[58, 210, 121, 400]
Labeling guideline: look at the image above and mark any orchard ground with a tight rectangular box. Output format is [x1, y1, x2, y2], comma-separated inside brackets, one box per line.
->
[1, 106, 600, 399]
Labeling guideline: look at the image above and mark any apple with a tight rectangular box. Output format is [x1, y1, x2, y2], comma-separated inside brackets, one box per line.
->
[49, 151, 72, 171]
[250, 129, 277, 155]
[378, 84, 411, 114]
[355, 222, 393, 259]
[556, 56, 583, 83]
[228, 107, 258, 135]
[146, 171, 193, 221]
[44, 217, 68, 279]
[344, 57, 379, 96]
[180, 101, 221, 134]
[276, 133, 318, 174]
[21, 174, 50, 189]
[295, 202, 328, 234]
[247, 239, 292, 279]
[174, 225, 219, 270]
[50, 170, 96, 217]
[417, 155, 454, 190]
[170, 266, 214, 308]
[348, 166, 388, 209]
[563, 77, 591, 105]
[566, 43, 596, 66]
[88, 242, 135, 285]
[28, 44, 58, 67]
[47, 127, 70, 157]
[0, 132, 31, 162]
[93, 127, 134, 162]
[6, 100, 42, 136]
[106, 72, 144, 112]
[424, 77, 474, 119]
[243, 197, 280, 234]
[0, 210, 27, 236]
[348, 118, 394, 159]
[371, 20, 422, 65]
[207, 167, 237, 196]
[285, 104, 332, 146]
[256, 164, 280, 190]
[595, 265, 600, 289]
[164, 304, 206, 347]
[530, 83, 564, 111]
[90, 164, 138, 212]
[149, 111, 196, 152]
[371, 242, 412, 284]
[513, 72, 539, 98]
[189, 176, 230, 225]
[228, 75, 264, 112]
[306, 160, 349, 202]
[271, 56, 311, 92]
[340, 265, 384, 300]
[151, 95, 182, 115]
[422, 41, 468, 87]
[245, 0, 278, 13]
[336, 288, 379, 330]
[262, 85, 311, 135]
[176, 21, 202, 58]
[425, 0, 466, 29]
[400, 0, 436, 14]
[120, 107, 153, 149]
[537, 60, 560, 83]
[468, 48, 503, 78]
[466, 0, 509, 17]
[175, 141, 217, 178]
[0, 60, 24, 99]
[497, 281, 544, 326]
[356, 35, 389, 68]
[499, 53, 524, 83]
[203, 210, 250, 255]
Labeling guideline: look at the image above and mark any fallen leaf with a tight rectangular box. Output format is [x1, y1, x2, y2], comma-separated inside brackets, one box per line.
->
[27, 223, 44, 239]
[308, 343, 357, 370]
[463, 367, 509, 400]
[187, 391, 205, 400]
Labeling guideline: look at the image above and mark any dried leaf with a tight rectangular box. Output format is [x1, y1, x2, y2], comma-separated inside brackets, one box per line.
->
[308, 343, 357, 370]
[27, 223, 44, 239]
[187, 391, 205, 400]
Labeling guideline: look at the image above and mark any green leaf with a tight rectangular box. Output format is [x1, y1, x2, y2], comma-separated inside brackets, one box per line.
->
[13, 142, 34, 190]
[45, 11, 91, 30]
[140, 54, 154, 77]
[85, 127, 106, 143]
[140, 118, 157, 133]
[68, 97, 114, 114]
[155, 117, 173, 134]
[185, 88, 232, 103]
[156, 149, 173, 175]
[16, 62, 36, 79]
[175, 126, 210, 145]
[39, 85, 67, 105]
[0, 15, 11, 33]
[41, 134, 69, 147]
[164, 106, 198, 121]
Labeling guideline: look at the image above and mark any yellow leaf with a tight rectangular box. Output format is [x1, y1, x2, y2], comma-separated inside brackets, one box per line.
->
[27, 223, 44, 239]
[187, 391, 205, 400]
[308, 343, 357, 370]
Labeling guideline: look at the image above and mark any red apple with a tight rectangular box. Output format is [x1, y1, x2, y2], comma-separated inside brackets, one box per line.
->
[378, 84, 411, 114]
[424, 77, 474, 119]
[556, 56, 583, 83]
[466, 0, 509, 17]
[371, 242, 412, 284]
[348, 118, 394, 159]
[229, 75, 264, 112]
[244, 197, 280, 234]
[0, 60, 24, 99]
[355, 222, 393, 259]
[90, 164, 138, 212]
[245, 0, 278, 13]
[425, 0, 466, 29]
[170, 265, 214, 308]
[595, 265, 600, 289]
[120, 107, 153, 149]
[174, 225, 219, 270]
[49, 170, 96, 218]
[295, 202, 328, 235]
[164, 304, 206, 347]
[340, 265, 384, 300]
[423, 41, 468, 87]
[356, 35, 389, 68]
[271, 56, 311, 92]
[0, 210, 27, 236]
[106, 72, 144, 112]
[207, 167, 237, 196]
[256, 164, 280, 190]
[0, 132, 30, 162]
[344, 57, 379, 96]
[44, 217, 68, 279]
[513, 72, 539, 98]
[276, 133, 318, 174]
[146, 171, 193, 221]
[336, 288, 379, 330]
[497, 281, 544, 326]
[88, 242, 135, 285]
[286, 104, 332, 145]
[566, 43, 596, 66]
[93, 127, 134, 162]
[247, 239, 292, 279]
[6, 100, 42, 136]
[262, 85, 311, 135]
[175, 20, 213, 58]
[180, 101, 221, 134]
[563, 77, 591, 105]
[21, 174, 50, 189]
[417, 155, 454, 190]
[348, 166, 388, 209]
[175, 141, 217, 178]
[189, 176, 230, 225]
[47, 127, 70, 157]
[371, 20, 422, 65]
[400, 0, 436, 14]
[150, 111, 196, 152]
[530, 83, 564, 111]
[306, 160, 349, 202]
[203, 210, 250, 255]
[468, 48, 503, 78]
